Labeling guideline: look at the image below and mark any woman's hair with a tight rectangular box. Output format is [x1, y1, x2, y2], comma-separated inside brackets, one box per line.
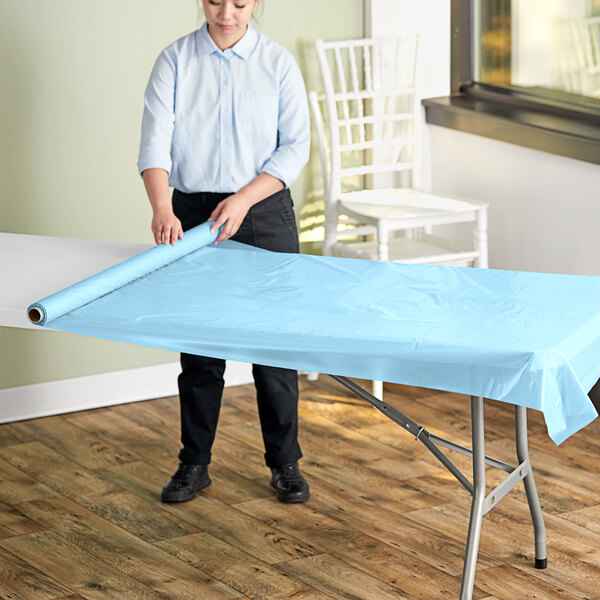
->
[196, 1, 264, 28]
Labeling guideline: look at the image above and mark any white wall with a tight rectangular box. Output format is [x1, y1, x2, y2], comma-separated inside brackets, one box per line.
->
[366, 0, 450, 99]
[366, 0, 450, 190]
[368, 0, 600, 276]
[429, 126, 600, 275]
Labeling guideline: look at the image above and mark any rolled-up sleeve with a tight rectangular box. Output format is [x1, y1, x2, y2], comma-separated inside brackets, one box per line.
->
[137, 49, 176, 176]
[261, 53, 310, 188]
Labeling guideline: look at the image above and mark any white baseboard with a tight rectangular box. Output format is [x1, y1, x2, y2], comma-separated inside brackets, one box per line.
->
[0, 361, 254, 424]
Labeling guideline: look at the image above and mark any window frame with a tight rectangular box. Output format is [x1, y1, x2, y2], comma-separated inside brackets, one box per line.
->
[422, 0, 600, 165]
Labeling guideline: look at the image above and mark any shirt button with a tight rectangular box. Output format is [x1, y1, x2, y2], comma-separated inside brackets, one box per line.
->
[224, 138, 229, 144]
[224, 167, 229, 173]
[224, 107, 229, 112]
[224, 79, 229, 84]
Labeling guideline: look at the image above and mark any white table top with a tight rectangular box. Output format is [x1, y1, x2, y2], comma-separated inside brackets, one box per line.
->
[0, 232, 152, 329]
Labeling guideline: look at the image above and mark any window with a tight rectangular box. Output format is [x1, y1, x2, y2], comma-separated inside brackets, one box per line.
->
[477, 0, 600, 98]
[422, 0, 600, 165]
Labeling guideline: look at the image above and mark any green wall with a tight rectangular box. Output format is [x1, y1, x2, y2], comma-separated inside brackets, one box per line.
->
[0, 0, 363, 389]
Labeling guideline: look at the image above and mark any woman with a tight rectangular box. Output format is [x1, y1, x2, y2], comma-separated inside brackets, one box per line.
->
[138, 0, 310, 503]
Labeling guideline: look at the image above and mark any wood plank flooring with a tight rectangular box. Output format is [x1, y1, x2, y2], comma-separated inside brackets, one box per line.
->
[0, 376, 599, 599]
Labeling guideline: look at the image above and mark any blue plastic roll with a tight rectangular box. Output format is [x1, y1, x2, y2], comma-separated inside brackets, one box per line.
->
[27, 222, 220, 326]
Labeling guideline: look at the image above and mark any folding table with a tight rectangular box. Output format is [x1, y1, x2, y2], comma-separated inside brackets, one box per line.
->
[10, 223, 600, 599]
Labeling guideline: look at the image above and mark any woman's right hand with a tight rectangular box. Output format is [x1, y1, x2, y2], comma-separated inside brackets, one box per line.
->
[151, 209, 184, 245]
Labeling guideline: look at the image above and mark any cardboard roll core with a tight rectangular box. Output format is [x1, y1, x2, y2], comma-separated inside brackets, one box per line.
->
[28, 307, 43, 323]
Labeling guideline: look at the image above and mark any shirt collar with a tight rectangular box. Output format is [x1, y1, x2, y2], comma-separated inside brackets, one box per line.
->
[196, 22, 258, 60]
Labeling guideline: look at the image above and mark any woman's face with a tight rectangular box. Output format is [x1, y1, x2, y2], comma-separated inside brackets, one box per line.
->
[202, 0, 259, 48]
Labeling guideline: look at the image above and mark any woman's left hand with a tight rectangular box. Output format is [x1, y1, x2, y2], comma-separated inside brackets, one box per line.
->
[208, 193, 253, 244]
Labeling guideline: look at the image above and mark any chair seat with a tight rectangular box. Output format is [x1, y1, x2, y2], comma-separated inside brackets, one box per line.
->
[331, 233, 480, 266]
[338, 188, 486, 226]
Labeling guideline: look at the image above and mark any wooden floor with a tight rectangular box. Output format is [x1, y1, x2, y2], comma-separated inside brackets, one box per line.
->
[1, 376, 599, 600]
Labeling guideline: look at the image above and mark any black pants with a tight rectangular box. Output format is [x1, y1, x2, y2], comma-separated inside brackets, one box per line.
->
[172, 187, 302, 468]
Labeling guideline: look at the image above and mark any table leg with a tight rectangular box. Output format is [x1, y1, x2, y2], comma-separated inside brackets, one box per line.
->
[460, 396, 486, 600]
[515, 405, 547, 569]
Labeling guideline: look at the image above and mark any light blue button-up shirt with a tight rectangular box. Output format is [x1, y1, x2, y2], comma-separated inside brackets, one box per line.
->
[138, 23, 310, 193]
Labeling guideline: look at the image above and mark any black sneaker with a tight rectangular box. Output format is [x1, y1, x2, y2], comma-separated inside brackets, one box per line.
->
[161, 462, 211, 503]
[270, 462, 310, 503]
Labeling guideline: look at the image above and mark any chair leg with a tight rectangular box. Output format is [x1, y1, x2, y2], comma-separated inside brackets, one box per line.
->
[377, 221, 389, 261]
[515, 405, 547, 569]
[474, 206, 488, 268]
[460, 396, 486, 600]
[372, 380, 383, 400]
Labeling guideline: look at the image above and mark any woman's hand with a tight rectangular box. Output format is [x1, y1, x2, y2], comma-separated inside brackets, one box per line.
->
[151, 208, 184, 245]
[208, 193, 252, 244]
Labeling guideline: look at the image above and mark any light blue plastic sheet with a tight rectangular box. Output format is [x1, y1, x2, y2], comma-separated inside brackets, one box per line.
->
[28, 222, 600, 445]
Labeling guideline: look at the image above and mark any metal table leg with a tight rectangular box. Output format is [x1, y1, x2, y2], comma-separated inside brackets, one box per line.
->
[516, 405, 547, 569]
[460, 396, 486, 600]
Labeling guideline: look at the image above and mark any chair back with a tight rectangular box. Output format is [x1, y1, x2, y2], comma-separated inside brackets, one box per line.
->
[308, 90, 331, 202]
[310, 89, 351, 248]
[315, 36, 420, 203]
